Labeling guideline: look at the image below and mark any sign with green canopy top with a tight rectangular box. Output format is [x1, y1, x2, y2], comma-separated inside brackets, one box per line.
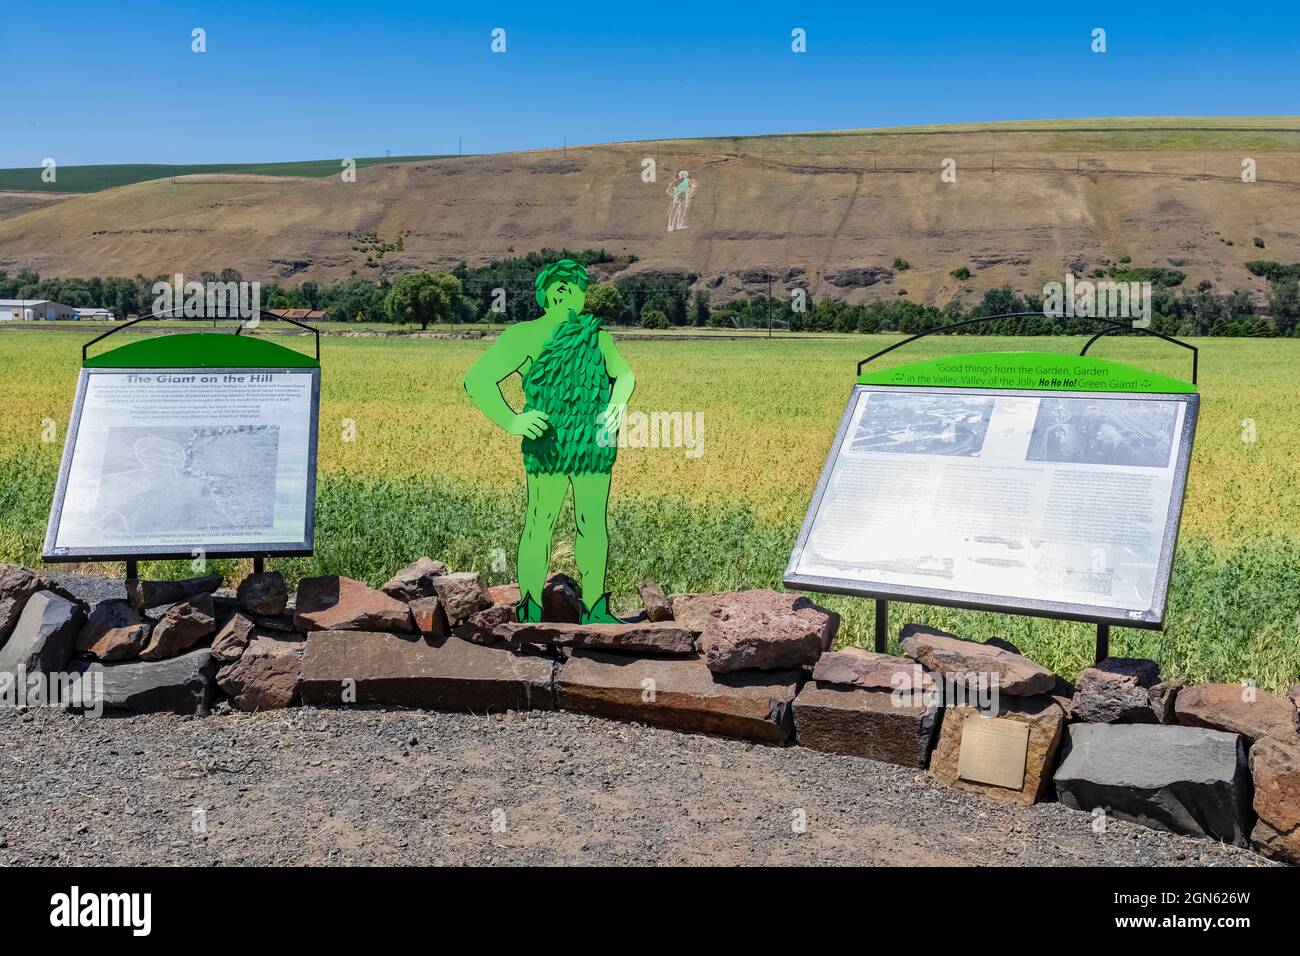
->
[44, 328, 321, 564]
[784, 322, 1199, 661]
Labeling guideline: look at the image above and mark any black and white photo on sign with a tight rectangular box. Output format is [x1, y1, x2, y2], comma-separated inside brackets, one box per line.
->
[92, 425, 280, 536]
[849, 393, 995, 457]
[1025, 397, 1178, 469]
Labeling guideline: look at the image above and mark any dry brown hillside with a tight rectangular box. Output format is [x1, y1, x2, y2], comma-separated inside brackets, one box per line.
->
[2, 117, 1299, 305]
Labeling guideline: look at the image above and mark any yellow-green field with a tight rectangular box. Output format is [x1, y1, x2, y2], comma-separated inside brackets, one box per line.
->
[2, 330, 1297, 689]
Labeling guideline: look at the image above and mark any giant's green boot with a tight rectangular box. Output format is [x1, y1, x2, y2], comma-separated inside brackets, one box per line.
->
[516, 593, 543, 623]
[579, 592, 623, 625]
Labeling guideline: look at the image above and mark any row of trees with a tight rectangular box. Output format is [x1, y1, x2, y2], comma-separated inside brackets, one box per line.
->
[4, 254, 1298, 336]
[771, 282, 1295, 338]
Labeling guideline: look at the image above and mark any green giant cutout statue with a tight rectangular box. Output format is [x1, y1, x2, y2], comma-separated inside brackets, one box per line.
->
[462, 259, 636, 624]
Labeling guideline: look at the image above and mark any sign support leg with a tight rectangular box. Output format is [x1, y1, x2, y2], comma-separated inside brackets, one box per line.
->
[1095, 622, 1110, 663]
[125, 559, 138, 580]
[874, 598, 888, 653]
[253, 556, 265, 575]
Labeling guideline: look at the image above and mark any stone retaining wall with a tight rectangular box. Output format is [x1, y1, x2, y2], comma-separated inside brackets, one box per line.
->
[2, 560, 1297, 864]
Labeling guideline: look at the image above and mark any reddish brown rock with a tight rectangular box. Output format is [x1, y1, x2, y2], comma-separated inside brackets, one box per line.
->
[410, 596, 450, 637]
[1249, 736, 1300, 864]
[556, 650, 800, 743]
[688, 589, 838, 674]
[126, 573, 223, 609]
[671, 593, 717, 633]
[139, 593, 216, 661]
[489, 583, 521, 606]
[812, 647, 932, 692]
[900, 624, 1056, 697]
[430, 572, 492, 626]
[75, 600, 143, 656]
[83, 623, 149, 662]
[1174, 683, 1299, 743]
[498, 620, 696, 655]
[637, 578, 673, 622]
[299, 631, 554, 711]
[1070, 657, 1161, 724]
[454, 601, 513, 645]
[0, 564, 41, 645]
[294, 576, 414, 634]
[929, 695, 1066, 805]
[217, 631, 305, 711]
[381, 557, 448, 601]
[236, 571, 288, 616]
[794, 682, 940, 766]
[211, 613, 257, 663]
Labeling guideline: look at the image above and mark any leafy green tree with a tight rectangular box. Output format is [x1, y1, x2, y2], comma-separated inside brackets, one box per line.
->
[642, 291, 681, 325]
[1268, 279, 1300, 337]
[321, 280, 388, 323]
[384, 271, 462, 329]
[708, 301, 739, 328]
[615, 273, 689, 326]
[586, 283, 625, 324]
[690, 289, 711, 327]
[639, 308, 668, 330]
[812, 298, 853, 332]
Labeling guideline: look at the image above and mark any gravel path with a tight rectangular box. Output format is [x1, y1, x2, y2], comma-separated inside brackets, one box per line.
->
[0, 704, 1272, 867]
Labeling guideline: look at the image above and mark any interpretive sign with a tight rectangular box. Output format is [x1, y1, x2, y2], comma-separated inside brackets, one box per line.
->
[784, 384, 1198, 627]
[956, 715, 1030, 790]
[44, 366, 319, 561]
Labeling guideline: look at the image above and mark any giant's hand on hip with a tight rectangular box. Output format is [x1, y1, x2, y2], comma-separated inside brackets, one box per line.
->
[600, 402, 625, 438]
[510, 410, 550, 439]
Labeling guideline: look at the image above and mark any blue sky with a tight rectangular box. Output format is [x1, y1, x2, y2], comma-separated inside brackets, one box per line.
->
[2, 0, 1297, 167]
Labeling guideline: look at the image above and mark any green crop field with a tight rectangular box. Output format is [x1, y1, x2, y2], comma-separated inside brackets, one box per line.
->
[0, 155, 453, 194]
[1, 330, 1297, 689]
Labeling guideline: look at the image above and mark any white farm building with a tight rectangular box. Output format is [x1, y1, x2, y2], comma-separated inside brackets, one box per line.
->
[0, 299, 77, 321]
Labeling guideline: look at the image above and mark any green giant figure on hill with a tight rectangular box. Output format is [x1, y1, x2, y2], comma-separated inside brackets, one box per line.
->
[462, 259, 636, 624]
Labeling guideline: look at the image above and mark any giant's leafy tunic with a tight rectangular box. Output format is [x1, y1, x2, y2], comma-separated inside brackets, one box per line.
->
[521, 312, 616, 475]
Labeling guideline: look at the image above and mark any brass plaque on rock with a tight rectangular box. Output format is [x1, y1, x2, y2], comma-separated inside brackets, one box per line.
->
[957, 715, 1030, 790]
